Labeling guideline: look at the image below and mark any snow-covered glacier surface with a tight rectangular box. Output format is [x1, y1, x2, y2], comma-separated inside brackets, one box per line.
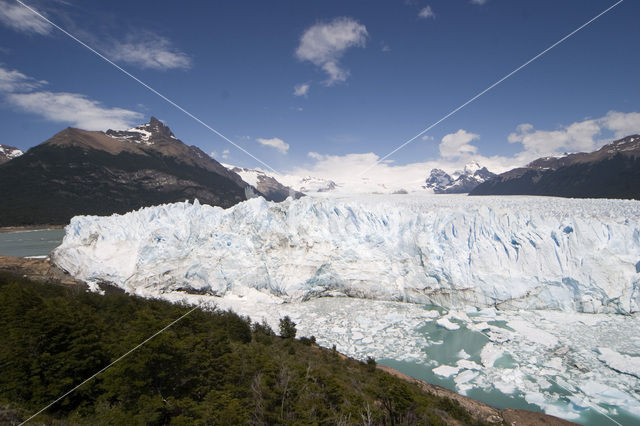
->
[53, 194, 640, 313]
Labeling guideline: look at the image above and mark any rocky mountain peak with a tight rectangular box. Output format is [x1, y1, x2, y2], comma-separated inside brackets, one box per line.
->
[0, 144, 23, 164]
[426, 163, 496, 194]
[106, 117, 177, 145]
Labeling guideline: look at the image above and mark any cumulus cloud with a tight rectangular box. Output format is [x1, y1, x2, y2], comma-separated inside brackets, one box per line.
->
[418, 6, 435, 19]
[506, 112, 640, 158]
[0, 0, 52, 35]
[293, 82, 310, 97]
[257, 137, 290, 154]
[0, 65, 142, 130]
[600, 111, 640, 138]
[439, 129, 479, 159]
[108, 33, 192, 70]
[295, 17, 368, 85]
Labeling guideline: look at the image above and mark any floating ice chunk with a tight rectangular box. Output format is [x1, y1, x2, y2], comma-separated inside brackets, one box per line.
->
[432, 365, 460, 377]
[457, 349, 470, 359]
[436, 316, 460, 330]
[455, 369, 479, 384]
[454, 369, 479, 395]
[423, 310, 440, 319]
[597, 347, 640, 378]
[581, 380, 640, 417]
[480, 342, 503, 367]
[507, 319, 558, 346]
[457, 359, 482, 370]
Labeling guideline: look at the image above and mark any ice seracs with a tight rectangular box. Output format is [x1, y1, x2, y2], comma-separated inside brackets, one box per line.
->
[52, 194, 640, 314]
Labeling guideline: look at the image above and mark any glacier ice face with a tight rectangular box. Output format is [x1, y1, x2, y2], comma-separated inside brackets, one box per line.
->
[52, 194, 640, 313]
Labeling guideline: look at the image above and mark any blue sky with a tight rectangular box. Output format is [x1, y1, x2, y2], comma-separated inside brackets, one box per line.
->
[0, 0, 638, 181]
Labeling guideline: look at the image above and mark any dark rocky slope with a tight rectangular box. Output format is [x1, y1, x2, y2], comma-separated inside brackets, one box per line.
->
[471, 135, 640, 199]
[0, 118, 258, 226]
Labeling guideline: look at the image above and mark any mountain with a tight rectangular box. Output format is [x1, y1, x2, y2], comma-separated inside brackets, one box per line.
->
[425, 161, 497, 194]
[0, 145, 23, 164]
[0, 117, 260, 227]
[470, 135, 640, 199]
[226, 165, 304, 202]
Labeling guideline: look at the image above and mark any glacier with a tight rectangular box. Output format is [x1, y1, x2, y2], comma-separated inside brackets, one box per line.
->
[52, 194, 640, 314]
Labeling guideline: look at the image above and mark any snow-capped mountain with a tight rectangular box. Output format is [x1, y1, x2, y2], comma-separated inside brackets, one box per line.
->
[0, 117, 261, 226]
[425, 162, 496, 194]
[225, 165, 304, 202]
[0, 144, 23, 164]
[471, 134, 640, 199]
[53, 194, 640, 314]
[293, 176, 338, 193]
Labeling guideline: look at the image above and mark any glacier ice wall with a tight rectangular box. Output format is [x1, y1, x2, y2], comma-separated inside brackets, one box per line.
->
[52, 195, 640, 313]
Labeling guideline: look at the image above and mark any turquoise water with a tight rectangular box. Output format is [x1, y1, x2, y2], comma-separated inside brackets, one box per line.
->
[378, 313, 639, 426]
[0, 229, 65, 257]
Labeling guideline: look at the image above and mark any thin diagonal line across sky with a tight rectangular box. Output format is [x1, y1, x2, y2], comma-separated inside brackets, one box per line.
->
[19, 304, 201, 425]
[358, 0, 624, 177]
[14, 0, 281, 175]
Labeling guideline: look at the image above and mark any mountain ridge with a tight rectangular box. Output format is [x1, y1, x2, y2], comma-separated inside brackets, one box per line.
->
[470, 134, 640, 199]
[425, 161, 497, 194]
[0, 118, 261, 226]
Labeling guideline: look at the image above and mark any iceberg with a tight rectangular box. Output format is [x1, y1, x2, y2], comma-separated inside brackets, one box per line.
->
[52, 194, 640, 314]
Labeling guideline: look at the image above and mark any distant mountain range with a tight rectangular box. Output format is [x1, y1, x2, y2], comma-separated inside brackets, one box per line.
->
[0, 145, 23, 164]
[471, 135, 640, 200]
[0, 118, 270, 226]
[425, 162, 497, 194]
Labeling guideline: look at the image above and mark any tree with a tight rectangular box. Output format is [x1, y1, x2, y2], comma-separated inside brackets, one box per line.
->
[278, 316, 297, 339]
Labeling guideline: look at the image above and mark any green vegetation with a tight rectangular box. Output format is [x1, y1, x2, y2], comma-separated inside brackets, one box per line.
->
[278, 316, 297, 339]
[0, 273, 488, 425]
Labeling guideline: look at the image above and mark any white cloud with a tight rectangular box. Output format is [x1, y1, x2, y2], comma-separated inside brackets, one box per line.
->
[421, 134, 434, 141]
[600, 111, 640, 139]
[0, 65, 142, 130]
[418, 6, 435, 19]
[505, 111, 640, 160]
[293, 82, 310, 97]
[295, 17, 368, 86]
[108, 33, 192, 70]
[509, 118, 601, 157]
[380, 41, 391, 52]
[470, 0, 487, 5]
[0, 66, 46, 92]
[0, 0, 52, 35]
[257, 137, 290, 154]
[286, 111, 640, 190]
[439, 129, 479, 159]
[7, 91, 143, 130]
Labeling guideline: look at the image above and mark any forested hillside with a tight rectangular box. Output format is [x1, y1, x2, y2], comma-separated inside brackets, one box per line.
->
[0, 273, 487, 425]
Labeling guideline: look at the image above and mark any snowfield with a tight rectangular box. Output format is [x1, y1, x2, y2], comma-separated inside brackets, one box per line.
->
[52, 194, 640, 314]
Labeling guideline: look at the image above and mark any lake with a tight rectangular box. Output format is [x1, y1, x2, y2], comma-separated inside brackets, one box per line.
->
[0, 229, 66, 257]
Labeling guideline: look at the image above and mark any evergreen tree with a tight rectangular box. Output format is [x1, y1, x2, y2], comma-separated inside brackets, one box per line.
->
[278, 316, 297, 339]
